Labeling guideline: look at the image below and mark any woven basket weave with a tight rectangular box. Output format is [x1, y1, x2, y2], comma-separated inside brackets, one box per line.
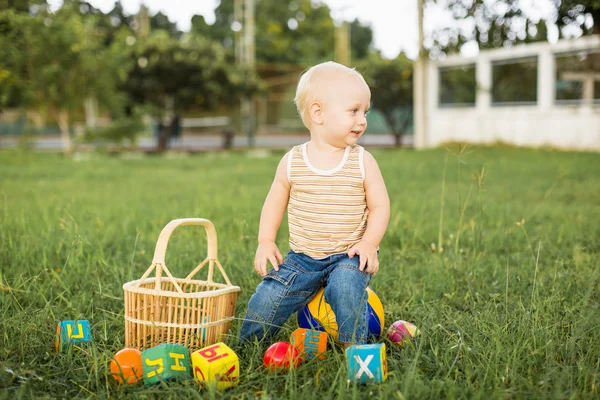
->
[123, 218, 241, 351]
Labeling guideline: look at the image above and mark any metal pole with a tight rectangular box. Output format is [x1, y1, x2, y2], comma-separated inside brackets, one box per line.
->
[414, 0, 428, 148]
[243, 0, 256, 147]
[234, 0, 243, 64]
[335, 21, 351, 66]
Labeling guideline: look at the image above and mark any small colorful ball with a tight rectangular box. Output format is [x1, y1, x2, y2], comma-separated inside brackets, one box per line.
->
[264, 342, 301, 371]
[386, 320, 420, 347]
[110, 348, 143, 384]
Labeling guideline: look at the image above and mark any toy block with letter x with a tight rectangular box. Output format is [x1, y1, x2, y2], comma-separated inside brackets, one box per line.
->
[345, 343, 388, 384]
[141, 343, 191, 385]
[55, 320, 92, 352]
[290, 328, 328, 360]
[191, 342, 239, 390]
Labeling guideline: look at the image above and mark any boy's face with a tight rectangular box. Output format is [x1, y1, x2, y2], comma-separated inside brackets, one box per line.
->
[320, 74, 371, 147]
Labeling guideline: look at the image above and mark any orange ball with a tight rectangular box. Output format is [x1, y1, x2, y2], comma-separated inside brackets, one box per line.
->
[110, 348, 143, 384]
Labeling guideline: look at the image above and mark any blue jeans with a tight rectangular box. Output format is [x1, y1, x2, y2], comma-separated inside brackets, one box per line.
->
[239, 250, 372, 344]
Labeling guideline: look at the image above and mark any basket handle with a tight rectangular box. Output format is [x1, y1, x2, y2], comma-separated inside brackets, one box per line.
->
[152, 218, 218, 264]
[135, 218, 232, 291]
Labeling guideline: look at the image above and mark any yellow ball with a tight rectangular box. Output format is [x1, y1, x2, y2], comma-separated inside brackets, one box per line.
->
[297, 287, 384, 341]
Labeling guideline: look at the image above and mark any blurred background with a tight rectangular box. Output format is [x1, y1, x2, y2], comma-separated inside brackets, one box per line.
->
[0, 0, 598, 154]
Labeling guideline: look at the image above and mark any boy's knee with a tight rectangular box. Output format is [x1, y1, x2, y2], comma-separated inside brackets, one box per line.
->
[245, 284, 283, 324]
[329, 259, 370, 290]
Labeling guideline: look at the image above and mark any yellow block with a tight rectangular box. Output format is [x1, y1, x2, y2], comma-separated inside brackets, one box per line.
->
[191, 342, 239, 390]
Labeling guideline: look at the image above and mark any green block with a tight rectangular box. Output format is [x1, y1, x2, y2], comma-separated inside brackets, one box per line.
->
[141, 344, 191, 385]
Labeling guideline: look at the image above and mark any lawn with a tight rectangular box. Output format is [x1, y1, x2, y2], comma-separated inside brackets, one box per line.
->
[1, 146, 599, 399]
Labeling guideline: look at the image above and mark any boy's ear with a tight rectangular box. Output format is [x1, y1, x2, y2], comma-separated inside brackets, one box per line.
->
[308, 102, 324, 125]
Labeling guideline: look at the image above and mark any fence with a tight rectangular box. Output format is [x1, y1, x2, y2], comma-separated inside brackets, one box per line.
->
[418, 34, 600, 151]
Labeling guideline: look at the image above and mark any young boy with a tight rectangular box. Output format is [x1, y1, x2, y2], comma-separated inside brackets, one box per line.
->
[239, 61, 390, 346]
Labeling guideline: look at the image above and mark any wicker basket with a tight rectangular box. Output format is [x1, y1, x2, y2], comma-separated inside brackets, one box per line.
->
[123, 218, 241, 351]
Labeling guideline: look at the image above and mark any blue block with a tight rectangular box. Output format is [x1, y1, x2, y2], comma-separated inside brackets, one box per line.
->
[345, 343, 388, 383]
[55, 320, 92, 352]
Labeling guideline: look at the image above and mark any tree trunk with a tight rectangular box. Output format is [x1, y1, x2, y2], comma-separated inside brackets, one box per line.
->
[383, 113, 403, 148]
[593, 9, 600, 35]
[84, 96, 97, 128]
[157, 115, 182, 153]
[57, 109, 73, 156]
[394, 132, 403, 147]
[157, 122, 169, 152]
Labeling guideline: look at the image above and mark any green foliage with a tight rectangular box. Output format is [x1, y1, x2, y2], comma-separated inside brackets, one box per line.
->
[360, 54, 414, 138]
[0, 2, 128, 119]
[0, 9, 24, 110]
[0, 147, 599, 398]
[150, 10, 181, 38]
[428, 0, 600, 56]
[350, 19, 374, 61]
[0, 0, 45, 12]
[203, 0, 373, 65]
[557, 0, 600, 35]
[79, 118, 145, 147]
[121, 32, 262, 117]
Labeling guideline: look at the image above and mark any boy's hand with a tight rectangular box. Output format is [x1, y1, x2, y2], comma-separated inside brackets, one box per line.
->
[254, 241, 284, 277]
[347, 240, 379, 275]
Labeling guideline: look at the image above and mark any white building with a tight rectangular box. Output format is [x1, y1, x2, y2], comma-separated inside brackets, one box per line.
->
[416, 34, 600, 151]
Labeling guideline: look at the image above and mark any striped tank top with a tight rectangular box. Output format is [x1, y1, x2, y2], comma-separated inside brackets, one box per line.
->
[287, 143, 368, 259]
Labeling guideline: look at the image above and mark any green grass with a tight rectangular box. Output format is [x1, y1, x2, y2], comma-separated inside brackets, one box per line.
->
[1, 146, 599, 399]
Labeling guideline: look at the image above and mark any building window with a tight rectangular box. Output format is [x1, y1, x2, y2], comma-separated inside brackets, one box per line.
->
[438, 64, 476, 107]
[492, 57, 538, 106]
[555, 49, 600, 105]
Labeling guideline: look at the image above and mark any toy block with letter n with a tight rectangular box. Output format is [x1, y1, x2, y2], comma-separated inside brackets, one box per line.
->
[141, 343, 191, 385]
[191, 342, 239, 390]
[55, 320, 92, 352]
[345, 343, 388, 384]
[290, 328, 328, 361]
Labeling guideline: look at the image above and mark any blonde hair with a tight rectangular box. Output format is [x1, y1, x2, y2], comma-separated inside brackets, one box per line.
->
[294, 61, 365, 128]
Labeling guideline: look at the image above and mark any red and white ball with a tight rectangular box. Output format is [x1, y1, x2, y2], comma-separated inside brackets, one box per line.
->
[386, 320, 420, 347]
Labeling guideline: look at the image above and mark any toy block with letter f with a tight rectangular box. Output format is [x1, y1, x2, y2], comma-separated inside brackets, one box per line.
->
[55, 320, 92, 352]
[191, 342, 239, 390]
[290, 328, 328, 360]
[345, 343, 388, 384]
[141, 344, 191, 385]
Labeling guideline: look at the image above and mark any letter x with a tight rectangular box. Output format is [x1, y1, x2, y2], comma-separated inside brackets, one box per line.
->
[354, 355, 374, 379]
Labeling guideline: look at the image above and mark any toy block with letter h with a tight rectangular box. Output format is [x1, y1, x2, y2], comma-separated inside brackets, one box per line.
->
[345, 343, 388, 384]
[141, 344, 191, 385]
[55, 320, 92, 352]
[191, 342, 239, 390]
[290, 328, 328, 361]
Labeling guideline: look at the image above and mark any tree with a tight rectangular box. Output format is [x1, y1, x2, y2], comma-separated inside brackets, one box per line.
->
[360, 54, 414, 147]
[150, 11, 181, 38]
[120, 32, 262, 152]
[0, 1, 49, 111]
[350, 19, 373, 61]
[0, 2, 126, 154]
[556, 0, 600, 35]
[196, 0, 373, 65]
[427, 0, 600, 57]
[190, 14, 212, 39]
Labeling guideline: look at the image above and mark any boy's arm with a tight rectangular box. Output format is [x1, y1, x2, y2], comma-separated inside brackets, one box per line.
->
[362, 151, 390, 247]
[348, 150, 390, 274]
[255, 153, 291, 276]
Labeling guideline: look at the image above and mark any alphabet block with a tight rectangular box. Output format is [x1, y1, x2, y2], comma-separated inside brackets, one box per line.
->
[345, 343, 388, 384]
[191, 342, 239, 390]
[290, 328, 327, 360]
[55, 320, 92, 352]
[141, 343, 191, 385]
